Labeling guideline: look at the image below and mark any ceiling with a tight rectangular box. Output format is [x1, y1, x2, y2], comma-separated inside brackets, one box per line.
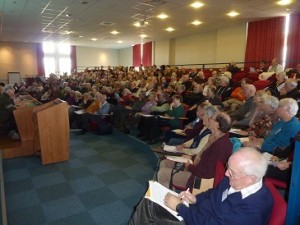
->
[0, 0, 299, 49]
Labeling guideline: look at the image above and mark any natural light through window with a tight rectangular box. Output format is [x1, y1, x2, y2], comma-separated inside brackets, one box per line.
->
[42, 42, 71, 77]
[282, 14, 290, 68]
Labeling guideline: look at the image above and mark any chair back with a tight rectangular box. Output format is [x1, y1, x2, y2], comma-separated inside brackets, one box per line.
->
[213, 160, 226, 187]
[265, 180, 287, 225]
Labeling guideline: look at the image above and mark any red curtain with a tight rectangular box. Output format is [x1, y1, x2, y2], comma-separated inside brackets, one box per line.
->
[70, 45, 77, 72]
[133, 44, 141, 67]
[285, 13, 300, 68]
[37, 43, 45, 76]
[142, 42, 152, 66]
[245, 17, 285, 68]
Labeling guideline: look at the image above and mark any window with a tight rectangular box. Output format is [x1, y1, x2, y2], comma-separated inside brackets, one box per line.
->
[42, 42, 71, 77]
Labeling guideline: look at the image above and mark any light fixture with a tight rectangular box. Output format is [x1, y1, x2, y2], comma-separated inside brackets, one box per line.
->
[66, 13, 72, 17]
[165, 27, 174, 32]
[157, 13, 169, 19]
[90, 38, 97, 41]
[276, 0, 292, 5]
[134, 22, 141, 27]
[227, 11, 239, 17]
[191, 20, 202, 25]
[79, 35, 83, 38]
[190, 1, 204, 8]
[111, 30, 119, 35]
[140, 34, 147, 38]
[117, 40, 123, 43]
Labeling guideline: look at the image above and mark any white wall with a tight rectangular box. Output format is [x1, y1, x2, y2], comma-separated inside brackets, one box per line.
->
[174, 31, 217, 65]
[215, 24, 247, 63]
[118, 47, 133, 66]
[0, 42, 38, 81]
[76, 46, 118, 70]
[154, 39, 170, 66]
[146, 24, 247, 67]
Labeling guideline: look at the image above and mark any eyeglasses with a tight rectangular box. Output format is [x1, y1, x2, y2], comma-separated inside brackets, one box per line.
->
[226, 163, 244, 178]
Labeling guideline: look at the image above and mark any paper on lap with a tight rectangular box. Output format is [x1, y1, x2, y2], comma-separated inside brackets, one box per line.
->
[145, 181, 184, 221]
[166, 156, 193, 164]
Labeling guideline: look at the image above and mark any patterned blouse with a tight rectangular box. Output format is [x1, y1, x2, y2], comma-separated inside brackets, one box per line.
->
[248, 112, 279, 138]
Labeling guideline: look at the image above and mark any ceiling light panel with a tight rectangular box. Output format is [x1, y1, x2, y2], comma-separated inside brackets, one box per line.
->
[227, 11, 239, 17]
[191, 20, 202, 25]
[276, 0, 292, 6]
[165, 27, 174, 32]
[190, 1, 204, 8]
[157, 13, 168, 19]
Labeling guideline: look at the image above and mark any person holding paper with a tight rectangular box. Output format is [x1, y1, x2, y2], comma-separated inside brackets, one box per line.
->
[157, 112, 232, 189]
[129, 148, 273, 225]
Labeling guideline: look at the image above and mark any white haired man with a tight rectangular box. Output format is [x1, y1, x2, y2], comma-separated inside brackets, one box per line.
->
[129, 147, 273, 225]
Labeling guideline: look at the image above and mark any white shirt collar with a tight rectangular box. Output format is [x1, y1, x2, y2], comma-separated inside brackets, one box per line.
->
[227, 179, 263, 199]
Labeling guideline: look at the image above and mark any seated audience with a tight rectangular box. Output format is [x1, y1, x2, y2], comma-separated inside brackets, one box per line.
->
[229, 84, 256, 123]
[268, 58, 284, 73]
[267, 71, 286, 98]
[0, 84, 20, 139]
[248, 95, 279, 138]
[223, 78, 249, 113]
[279, 78, 299, 100]
[244, 98, 300, 153]
[129, 148, 273, 225]
[157, 112, 232, 188]
[215, 75, 232, 101]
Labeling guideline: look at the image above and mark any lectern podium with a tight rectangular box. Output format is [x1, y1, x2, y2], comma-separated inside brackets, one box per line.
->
[0, 99, 69, 165]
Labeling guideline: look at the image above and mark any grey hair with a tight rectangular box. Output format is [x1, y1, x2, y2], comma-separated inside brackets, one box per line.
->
[203, 104, 219, 118]
[236, 147, 268, 181]
[262, 95, 279, 109]
[4, 84, 14, 92]
[279, 98, 299, 116]
[219, 75, 230, 84]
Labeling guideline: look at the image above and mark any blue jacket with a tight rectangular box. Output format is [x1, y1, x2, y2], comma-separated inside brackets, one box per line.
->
[261, 116, 300, 153]
[178, 177, 273, 225]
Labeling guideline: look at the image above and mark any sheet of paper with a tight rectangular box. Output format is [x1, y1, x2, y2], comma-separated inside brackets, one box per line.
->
[239, 137, 249, 143]
[163, 145, 178, 152]
[74, 109, 86, 115]
[166, 156, 193, 164]
[145, 181, 184, 221]
[172, 129, 186, 136]
[230, 128, 248, 136]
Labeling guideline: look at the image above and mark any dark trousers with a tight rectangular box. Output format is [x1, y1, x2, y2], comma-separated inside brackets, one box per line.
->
[81, 113, 105, 131]
[129, 198, 185, 225]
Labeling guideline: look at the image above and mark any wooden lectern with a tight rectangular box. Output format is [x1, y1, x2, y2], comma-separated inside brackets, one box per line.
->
[0, 99, 70, 165]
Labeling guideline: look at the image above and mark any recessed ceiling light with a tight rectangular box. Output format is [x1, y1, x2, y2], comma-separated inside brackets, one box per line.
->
[91, 38, 97, 41]
[165, 27, 174, 32]
[140, 34, 147, 38]
[227, 11, 239, 17]
[66, 13, 72, 17]
[134, 22, 141, 27]
[111, 30, 119, 35]
[79, 35, 83, 38]
[117, 40, 123, 43]
[191, 20, 202, 25]
[190, 1, 204, 8]
[157, 13, 169, 19]
[276, 0, 292, 5]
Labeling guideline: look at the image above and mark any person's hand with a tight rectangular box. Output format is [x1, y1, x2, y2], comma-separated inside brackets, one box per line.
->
[277, 161, 291, 170]
[164, 193, 181, 211]
[176, 145, 184, 151]
[184, 125, 192, 130]
[178, 190, 197, 205]
[271, 156, 280, 162]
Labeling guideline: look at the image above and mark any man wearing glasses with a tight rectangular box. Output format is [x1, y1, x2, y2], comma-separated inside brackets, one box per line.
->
[129, 147, 273, 225]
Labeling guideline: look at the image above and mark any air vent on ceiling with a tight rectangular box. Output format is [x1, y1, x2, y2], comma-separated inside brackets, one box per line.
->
[100, 21, 115, 26]
[143, 0, 166, 6]
[103, 36, 115, 40]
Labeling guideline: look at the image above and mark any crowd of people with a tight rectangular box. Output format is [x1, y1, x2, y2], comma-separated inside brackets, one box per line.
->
[1, 59, 300, 224]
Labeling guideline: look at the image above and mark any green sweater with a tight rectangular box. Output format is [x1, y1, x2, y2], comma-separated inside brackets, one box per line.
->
[167, 104, 184, 128]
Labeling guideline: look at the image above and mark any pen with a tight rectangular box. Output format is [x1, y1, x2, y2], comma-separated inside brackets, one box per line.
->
[181, 188, 190, 200]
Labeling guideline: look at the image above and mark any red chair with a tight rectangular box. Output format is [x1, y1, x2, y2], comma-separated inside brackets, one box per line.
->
[265, 180, 287, 225]
[264, 177, 287, 190]
[213, 160, 226, 187]
[253, 80, 271, 90]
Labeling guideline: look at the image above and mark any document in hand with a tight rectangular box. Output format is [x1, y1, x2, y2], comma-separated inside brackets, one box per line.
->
[166, 156, 193, 164]
[145, 181, 184, 221]
[163, 145, 179, 153]
[74, 109, 86, 115]
[172, 129, 186, 136]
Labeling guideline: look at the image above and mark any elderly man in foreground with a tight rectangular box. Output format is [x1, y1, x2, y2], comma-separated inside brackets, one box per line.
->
[129, 148, 273, 225]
